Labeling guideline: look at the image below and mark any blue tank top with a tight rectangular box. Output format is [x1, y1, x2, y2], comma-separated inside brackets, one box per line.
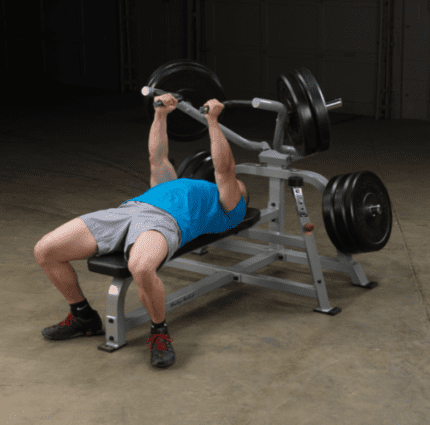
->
[120, 179, 247, 248]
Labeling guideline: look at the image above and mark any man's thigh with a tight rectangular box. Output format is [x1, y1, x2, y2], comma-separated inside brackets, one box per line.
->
[128, 230, 169, 274]
[124, 203, 182, 267]
[34, 218, 97, 263]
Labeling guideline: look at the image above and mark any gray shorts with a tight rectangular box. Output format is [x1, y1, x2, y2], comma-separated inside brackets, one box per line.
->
[80, 201, 182, 264]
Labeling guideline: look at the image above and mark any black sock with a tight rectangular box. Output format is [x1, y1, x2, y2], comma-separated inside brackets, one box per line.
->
[70, 298, 95, 320]
[151, 319, 167, 331]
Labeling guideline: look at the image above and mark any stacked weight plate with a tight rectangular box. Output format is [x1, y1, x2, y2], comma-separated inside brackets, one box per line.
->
[322, 171, 393, 254]
[277, 68, 331, 157]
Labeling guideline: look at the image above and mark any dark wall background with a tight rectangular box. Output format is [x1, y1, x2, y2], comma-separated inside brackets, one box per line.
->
[0, 0, 188, 101]
[2, 0, 120, 89]
[0, 0, 428, 121]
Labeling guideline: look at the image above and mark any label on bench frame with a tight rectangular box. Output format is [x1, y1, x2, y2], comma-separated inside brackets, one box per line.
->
[170, 292, 196, 308]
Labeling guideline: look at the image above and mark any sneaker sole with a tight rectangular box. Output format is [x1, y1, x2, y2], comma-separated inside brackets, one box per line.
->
[42, 328, 105, 340]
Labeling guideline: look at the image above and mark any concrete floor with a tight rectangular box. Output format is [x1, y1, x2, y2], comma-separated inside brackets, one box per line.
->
[1, 82, 430, 425]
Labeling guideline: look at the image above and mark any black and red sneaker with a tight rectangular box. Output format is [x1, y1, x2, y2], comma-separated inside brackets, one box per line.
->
[146, 328, 176, 368]
[42, 311, 105, 341]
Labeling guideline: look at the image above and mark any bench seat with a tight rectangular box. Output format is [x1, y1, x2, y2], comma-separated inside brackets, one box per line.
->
[87, 207, 261, 278]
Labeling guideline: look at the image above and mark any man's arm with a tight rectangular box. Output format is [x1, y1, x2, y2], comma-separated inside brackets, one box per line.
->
[148, 111, 169, 163]
[207, 107, 241, 212]
[147, 95, 178, 187]
[148, 94, 178, 162]
[207, 117, 235, 173]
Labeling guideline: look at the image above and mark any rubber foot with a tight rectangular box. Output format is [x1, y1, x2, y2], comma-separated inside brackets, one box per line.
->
[313, 306, 342, 316]
[352, 281, 378, 289]
[98, 342, 128, 353]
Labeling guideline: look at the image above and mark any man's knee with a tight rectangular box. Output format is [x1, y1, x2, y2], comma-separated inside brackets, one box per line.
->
[128, 258, 157, 277]
[34, 237, 52, 264]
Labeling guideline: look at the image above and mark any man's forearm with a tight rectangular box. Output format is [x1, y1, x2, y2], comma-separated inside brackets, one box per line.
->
[208, 120, 235, 173]
[148, 112, 169, 162]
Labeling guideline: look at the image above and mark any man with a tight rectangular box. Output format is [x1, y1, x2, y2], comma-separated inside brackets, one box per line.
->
[34, 93, 249, 368]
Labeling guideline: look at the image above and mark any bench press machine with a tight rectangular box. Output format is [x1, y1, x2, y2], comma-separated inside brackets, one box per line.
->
[87, 66, 380, 353]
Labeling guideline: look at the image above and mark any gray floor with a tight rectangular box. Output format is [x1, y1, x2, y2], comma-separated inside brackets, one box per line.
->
[1, 85, 430, 425]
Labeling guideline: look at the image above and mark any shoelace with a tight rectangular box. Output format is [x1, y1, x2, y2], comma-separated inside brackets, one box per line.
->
[146, 334, 173, 351]
[52, 313, 75, 328]
[50, 313, 95, 337]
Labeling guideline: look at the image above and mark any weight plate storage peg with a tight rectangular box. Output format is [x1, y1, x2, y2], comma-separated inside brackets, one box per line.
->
[322, 171, 392, 254]
[145, 59, 226, 142]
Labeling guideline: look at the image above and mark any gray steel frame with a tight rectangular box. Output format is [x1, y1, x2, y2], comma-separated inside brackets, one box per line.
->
[98, 149, 375, 353]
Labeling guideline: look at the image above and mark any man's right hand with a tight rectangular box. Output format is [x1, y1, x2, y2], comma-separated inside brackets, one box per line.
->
[154, 93, 178, 116]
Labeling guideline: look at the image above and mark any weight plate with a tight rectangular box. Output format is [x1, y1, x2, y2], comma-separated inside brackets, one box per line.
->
[323, 171, 393, 254]
[193, 156, 215, 183]
[176, 151, 211, 179]
[343, 171, 392, 253]
[176, 154, 196, 179]
[322, 175, 354, 253]
[277, 73, 318, 157]
[147, 59, 186, 87]
[146, 61, 209, 141]
[332, 173, 362, 254]
[145, 59, 226, 142]
[294, 69, 331, 153]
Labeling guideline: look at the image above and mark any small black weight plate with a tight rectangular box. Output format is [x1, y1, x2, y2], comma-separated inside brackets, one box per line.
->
[322, 175, 354, 253]
[294, 69, 331, 153]
[332, 173, 362, 254]
[176, 153, 198, 179]
[192, 156, 215, 183]
[176, 151, 211, 179]
[145, 59, 226, 142]
[343, 171, 392, 253]
[277, 73, 318, 157]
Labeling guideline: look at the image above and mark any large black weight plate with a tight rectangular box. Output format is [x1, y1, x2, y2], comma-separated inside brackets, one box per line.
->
[323, 171, 392, 254]
[294, 68, 331, 153]
[322, 174, 355, 253]
[277, 73, 318, 157]
[343, 171, 392, 253]
[145, 59, 226, 142]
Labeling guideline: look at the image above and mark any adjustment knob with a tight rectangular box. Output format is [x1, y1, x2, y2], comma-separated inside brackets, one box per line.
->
[288, 176, 304, 187]
[304, 223, 314, 233]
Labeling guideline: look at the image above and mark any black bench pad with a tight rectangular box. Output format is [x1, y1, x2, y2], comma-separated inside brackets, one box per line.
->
[87, 207, 261, 278]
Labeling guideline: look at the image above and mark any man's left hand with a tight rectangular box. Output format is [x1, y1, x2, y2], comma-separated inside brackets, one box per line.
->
[155, 94, 178, 115]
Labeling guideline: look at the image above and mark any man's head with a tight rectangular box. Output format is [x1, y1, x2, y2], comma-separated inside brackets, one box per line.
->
[237, 180, 250, 208]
